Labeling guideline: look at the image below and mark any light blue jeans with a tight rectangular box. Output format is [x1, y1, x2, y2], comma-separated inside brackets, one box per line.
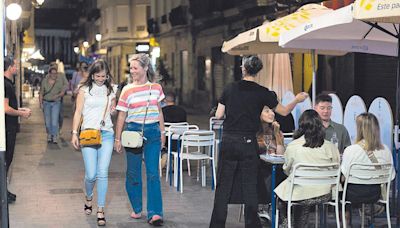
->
[81, 130, 114, 207]
[125, 122, 163, 219]
[43, 100, 61, 137]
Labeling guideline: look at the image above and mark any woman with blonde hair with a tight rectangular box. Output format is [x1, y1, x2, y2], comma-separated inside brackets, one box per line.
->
[114, 53, 165, 226]
[341, 113, 395, 219]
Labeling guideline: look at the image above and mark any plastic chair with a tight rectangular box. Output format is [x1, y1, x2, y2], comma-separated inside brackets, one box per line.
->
[209, 117, 223, 167]
[165, 124, 199, 186]
[175, 130, 216, 193]
[161, 122, 189, 177]
[276, 163, 341, 228]
[341, 162, 394, 228]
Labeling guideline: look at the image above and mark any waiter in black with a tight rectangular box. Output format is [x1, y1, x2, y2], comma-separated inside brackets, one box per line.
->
[209, 55, 308, 228]
[3, 56, 31, 203]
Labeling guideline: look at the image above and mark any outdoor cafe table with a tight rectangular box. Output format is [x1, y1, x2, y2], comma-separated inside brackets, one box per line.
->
[259, 153, 285, 228]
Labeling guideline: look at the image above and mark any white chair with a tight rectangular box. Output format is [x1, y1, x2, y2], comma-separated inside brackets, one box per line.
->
[165, 124, 199, 186]
[282, 132, 294, 145]
[160, 122, 189, 177]
[276, 163, 341, 228]
[175, 130, 216, 193]
[209, 117, 223, 166]
[341, 162, 394, 228]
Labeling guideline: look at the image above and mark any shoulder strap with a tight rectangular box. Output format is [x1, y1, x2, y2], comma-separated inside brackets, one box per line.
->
[358, 140, 381, 169]
[100, 95, 109, 128]
[140, 84, 152, 135]
[42, 79, 57, 97]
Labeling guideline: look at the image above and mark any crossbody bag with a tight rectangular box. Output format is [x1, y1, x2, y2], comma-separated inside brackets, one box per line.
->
[79, 95, 109, 147]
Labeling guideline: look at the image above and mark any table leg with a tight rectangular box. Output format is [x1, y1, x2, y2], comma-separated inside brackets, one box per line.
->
[271, 164, 277, 228]
[169, 137, 172, 186]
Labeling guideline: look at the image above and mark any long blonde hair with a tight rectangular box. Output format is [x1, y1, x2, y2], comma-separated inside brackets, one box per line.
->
[355, 112, 384, 151]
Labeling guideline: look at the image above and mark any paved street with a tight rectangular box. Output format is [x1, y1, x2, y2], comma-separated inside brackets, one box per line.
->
[7, 95, 243, 228]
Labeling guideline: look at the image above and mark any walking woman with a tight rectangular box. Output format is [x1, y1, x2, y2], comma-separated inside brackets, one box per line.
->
[114, 53, 165, 226]
[71, 59, 116, 226]
[210, 55, 308, 228]
[39, 67, 66, 143]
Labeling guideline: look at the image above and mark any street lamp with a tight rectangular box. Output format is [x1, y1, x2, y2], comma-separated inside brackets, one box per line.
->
[83, 41, 89, 48]
[6, 3, 22, 20]
[95, 33, 102, 42]
[74, 46, 79, 54]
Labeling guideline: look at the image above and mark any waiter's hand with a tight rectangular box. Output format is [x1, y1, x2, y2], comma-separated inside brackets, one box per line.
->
[295, 92, 308, 103]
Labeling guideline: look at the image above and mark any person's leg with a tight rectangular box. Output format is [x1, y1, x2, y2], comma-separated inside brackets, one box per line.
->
[58, 97, 64, 132]
[210, 139, 238, 228]
[143, 125, 163, 220]
[50, 101, 61, 142]
[5, 131, 17, 174]
[81, 146, 98, 199]
[42, 101, 52, 141]
[241, 141, 262, 228]
[5, 130, 17, 202]
[125, 151, 143, 214]
[96, 131, 114, 208]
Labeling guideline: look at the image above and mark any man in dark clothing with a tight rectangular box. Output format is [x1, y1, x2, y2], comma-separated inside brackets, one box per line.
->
[3, 57, 32, 203]
[160, 92, 187, 169]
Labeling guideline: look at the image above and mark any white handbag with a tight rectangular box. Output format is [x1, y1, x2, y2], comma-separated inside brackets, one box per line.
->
[121, 131, 144, 148]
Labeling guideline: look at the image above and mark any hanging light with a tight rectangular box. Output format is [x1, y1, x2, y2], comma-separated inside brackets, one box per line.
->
[6, 3, 22, 21]
[36, 0, 45, 5]
[83, 41, 89, 48]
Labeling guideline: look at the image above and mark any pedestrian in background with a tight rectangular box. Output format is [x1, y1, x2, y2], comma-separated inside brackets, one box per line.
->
[70, 61, 89, 111]
[71, 59, 116, 226]
[210, 55, 308, 228]
[114, 53, 165, 226]
[39, 67, 66, 144]
[49, 61, 68, 135]
[3, 56, 32, 203]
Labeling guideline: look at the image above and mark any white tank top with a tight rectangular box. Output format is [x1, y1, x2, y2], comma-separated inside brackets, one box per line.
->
[81, 84, 116, 132]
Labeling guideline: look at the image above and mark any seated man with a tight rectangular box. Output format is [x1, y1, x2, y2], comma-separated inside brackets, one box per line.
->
[161, 92, 187, 169]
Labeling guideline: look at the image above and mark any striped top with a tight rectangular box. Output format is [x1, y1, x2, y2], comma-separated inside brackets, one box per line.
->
[116, 82, 165, 124]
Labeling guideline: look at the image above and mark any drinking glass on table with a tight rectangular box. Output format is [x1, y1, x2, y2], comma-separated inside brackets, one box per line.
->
[264, 135, 273, 154]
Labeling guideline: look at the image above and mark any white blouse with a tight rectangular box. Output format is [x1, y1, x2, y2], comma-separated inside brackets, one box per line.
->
[81, 84, 116, 132]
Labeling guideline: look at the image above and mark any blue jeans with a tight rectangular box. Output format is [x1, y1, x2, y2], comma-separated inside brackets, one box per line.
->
[125, 122, 163, 219]
[81, 130, 114, 207]
[43, 101, 61, 136]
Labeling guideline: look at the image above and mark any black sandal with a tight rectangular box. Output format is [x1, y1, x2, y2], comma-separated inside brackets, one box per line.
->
[97, 211, 106, 226]
[148, 216, 164, 226]
[84, 197, 92, 215]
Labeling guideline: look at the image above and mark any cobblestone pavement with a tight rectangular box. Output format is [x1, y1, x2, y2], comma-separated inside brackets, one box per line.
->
[7, 95, 394, 228]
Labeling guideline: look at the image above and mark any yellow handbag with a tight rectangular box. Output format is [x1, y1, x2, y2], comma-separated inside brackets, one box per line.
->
[79, 96, 109, 147]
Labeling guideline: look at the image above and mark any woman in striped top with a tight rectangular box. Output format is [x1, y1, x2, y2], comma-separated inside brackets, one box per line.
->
[115, 53, 165, 226]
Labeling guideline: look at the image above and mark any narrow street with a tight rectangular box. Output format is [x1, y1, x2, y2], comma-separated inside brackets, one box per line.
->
[7, 94, 243, 228]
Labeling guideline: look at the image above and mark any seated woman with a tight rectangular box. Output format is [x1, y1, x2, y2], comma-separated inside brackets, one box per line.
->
[257, 107, 286, 205]
[341, 113, 395, 224]
[274, 110, 340, 227]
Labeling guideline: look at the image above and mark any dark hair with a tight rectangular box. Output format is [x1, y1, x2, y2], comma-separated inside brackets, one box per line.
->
[242, 55, 263, 76]
[48, 67, 57, 74]
[79, 59, 113, 95]
[315, 93, 332, 105]
[4, 56, 14, 71]
[293, 109, 325, 148]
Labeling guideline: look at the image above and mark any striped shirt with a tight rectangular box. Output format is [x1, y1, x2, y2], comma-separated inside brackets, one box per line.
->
[116, 82, 165, 124]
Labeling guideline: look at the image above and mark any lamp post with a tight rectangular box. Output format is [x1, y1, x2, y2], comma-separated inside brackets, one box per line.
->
[96, 33, 102, 50]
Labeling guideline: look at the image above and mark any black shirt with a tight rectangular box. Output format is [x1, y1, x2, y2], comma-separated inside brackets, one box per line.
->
[162, 105, 187, 123]
[4, 77, 19, 131]
[219, 80, 278, 135]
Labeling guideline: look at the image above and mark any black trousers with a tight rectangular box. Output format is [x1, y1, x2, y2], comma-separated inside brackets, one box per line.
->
[210, 134, 261, 228]
[5, 130, 17, 174]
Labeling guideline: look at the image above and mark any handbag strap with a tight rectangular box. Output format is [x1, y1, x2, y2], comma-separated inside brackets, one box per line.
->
[140, 84, 152, 135]
[358, 140, 381, 169]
